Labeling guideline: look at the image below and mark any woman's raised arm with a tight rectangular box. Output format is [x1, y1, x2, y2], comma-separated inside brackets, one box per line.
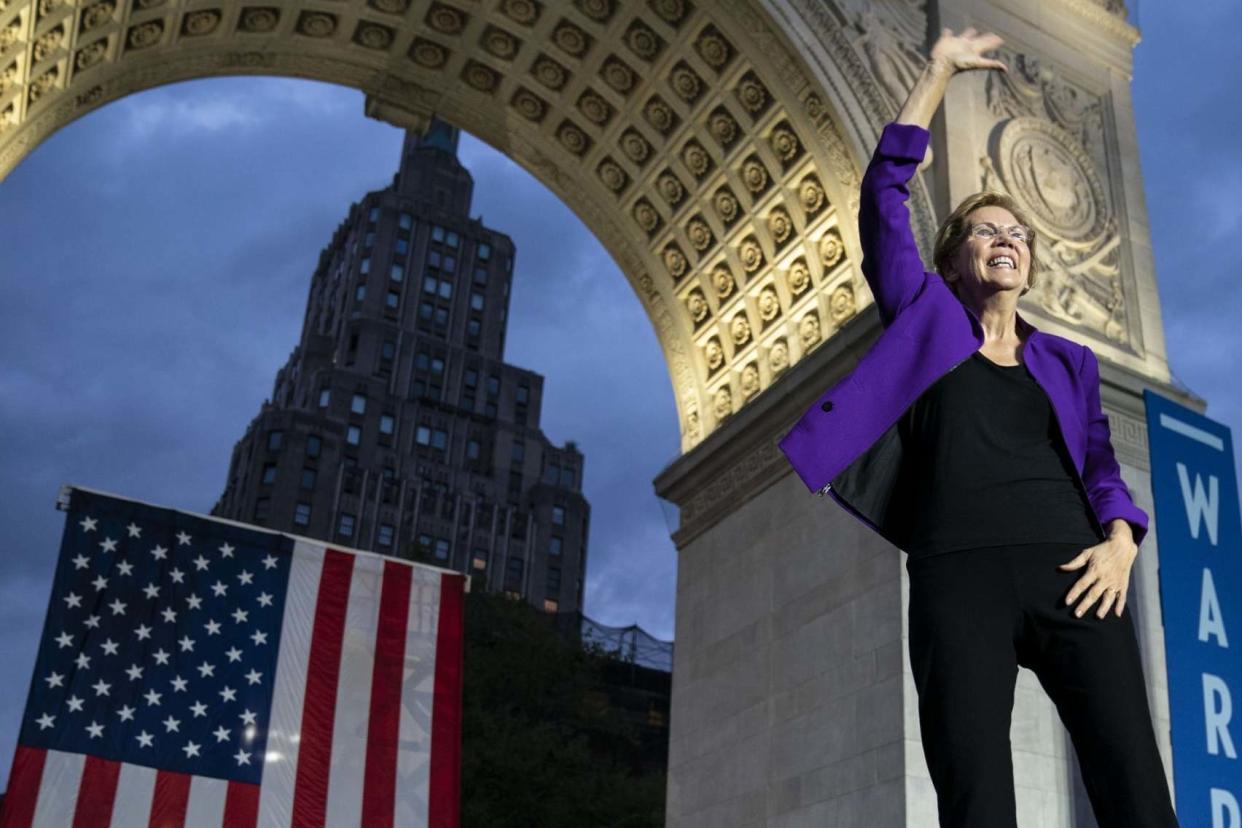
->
[858, 27, 1006, 328]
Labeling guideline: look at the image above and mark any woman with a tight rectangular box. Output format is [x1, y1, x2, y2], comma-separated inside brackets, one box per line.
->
[777, 28, 1179, 828]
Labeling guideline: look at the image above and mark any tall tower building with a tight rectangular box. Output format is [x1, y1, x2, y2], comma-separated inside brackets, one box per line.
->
[212, 120, 590, 615]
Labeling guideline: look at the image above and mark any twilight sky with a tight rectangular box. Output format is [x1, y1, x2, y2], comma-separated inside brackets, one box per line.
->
[1, 2, 1240, 788]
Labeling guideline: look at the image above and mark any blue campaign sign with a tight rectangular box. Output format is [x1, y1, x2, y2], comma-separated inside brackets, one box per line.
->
[1144, 389, 1242, 828]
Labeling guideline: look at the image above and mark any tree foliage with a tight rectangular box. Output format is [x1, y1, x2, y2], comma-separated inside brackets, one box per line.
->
[460, 591, 666, 827]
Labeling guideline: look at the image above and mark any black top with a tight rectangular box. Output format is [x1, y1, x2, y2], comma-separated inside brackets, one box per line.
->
[900, 351, 1102, 557]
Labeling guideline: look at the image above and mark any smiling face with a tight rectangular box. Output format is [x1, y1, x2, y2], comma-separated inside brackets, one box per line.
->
[949, 205, 1032, 296]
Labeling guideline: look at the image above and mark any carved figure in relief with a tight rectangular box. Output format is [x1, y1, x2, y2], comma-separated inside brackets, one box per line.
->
[776, 29, 1177, 828]
[844, 0, 927, 110]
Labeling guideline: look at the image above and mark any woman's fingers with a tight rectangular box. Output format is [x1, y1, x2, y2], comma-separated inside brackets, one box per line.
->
[1095, 589, 1117, 619]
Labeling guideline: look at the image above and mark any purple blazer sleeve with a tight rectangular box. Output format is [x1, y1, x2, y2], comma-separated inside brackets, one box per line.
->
[1079, 345, 1150, 546]
[859, 123, 934, 328]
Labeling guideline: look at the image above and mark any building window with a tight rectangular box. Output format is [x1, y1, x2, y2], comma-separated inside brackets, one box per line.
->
[431, 357, 444, 375]
[379, 414, 395, 435]
[368, 206, 380, 222]
[543, 464, 559, 484]
[261, 463, 277, 485]
[434, 538, 450, 560]
[485, 402, 497, 418]
[338, 513, 355, 538]
[445, 231, 459, 248]
[378, 524, 394, 547]
[351, 393, 366, 415]
[437, 281, 452, 300]
[300, 467, 317, 490]
[511, 442, 525, 464]
[428, 250, 441, 268]
[516, 384, 529, 404]
[364, 231, 375, 248]
[546, 567, 561, 592]
[394, 238, 409, 256]
[486, 375, 500, 396]
[434, 307, 448, 327]
[470, 292, 485, 311]
[318, 388, 330, 408]
[543, 598, 559, 612]
[416, 425, 431, 446]
[552, 506, 565, 526]
[473, 267, 488, 286]
[464, 369, 478, 387]
[422, 275, 437, 294]
[267, 430, 284, 451]
[432, 225, 445, 243]
[390, 263, 404, 282]
[354, 284, 365, 302]
[505, 557, 523, 582]
[293, 502, 311, 526]
[472, 552, 487, 571]
[399, 212, 413, 229]
[467, 319, 481, 337]
[560, 467, 575, 488]
[419, 302, 433, 321]
[431, 429, 447, 451]
[549, 536, 562, 556]
[386, 290, 400, 309]
[360, 258, 371, 275]
[477, 242, 491, 260]
[466, 439, 480, 460]
[381, 340, 396, 362]
[306, 435, 321, 458]
[253, 498, 270, 522]
[416, 350, 430, 371]
[347, 425, 361, 446]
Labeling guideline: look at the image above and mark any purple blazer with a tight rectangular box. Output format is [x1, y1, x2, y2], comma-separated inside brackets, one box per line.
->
[777, 122, 1149, 550]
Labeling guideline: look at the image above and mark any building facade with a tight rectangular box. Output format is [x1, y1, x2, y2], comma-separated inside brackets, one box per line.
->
[212, 120, 590, 615]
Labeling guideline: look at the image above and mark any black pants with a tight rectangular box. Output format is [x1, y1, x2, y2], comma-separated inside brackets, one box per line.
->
[906, 542, 1179, 827]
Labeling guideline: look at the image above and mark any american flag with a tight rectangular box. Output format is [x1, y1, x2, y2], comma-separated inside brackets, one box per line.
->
[0, 486, 465, 828]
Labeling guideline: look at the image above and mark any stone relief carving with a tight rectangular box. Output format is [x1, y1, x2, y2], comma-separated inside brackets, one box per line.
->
[984, 50, 1128, 343]
[843, 0, 927, 112]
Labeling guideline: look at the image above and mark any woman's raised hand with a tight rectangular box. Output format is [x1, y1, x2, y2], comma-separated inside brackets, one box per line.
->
[928, 27, 1008, 75]
[895, 26, 1006, 130]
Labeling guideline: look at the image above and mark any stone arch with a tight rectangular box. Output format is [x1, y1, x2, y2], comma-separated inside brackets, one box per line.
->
[0, 0, 933, 453]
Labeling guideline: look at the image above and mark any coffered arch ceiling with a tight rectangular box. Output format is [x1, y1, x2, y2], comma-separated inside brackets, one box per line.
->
[1, 0, 929, 452]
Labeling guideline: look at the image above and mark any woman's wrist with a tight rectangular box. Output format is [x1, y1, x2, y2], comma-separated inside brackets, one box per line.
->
[1106, 518, 1135, 543]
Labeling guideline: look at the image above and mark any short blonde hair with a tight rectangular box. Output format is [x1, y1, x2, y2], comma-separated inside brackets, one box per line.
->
[933, 192, 1041, 297]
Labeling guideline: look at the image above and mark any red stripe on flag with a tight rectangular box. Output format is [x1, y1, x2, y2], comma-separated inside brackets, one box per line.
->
[291, 548, 356, 827]
[0, 745, 47, 828]
[147, 770, 190, 828]
[429, 572, 465, 828]
[72, 755, 121, 828]
[361, 561, 414, 828]
[222, 781, 259, 827]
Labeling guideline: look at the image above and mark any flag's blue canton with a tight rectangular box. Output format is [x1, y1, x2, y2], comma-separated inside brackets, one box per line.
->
[19, 489, 293, 785]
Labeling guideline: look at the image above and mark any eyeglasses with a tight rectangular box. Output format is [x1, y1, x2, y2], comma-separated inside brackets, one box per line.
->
[968, 223, 1033, 244]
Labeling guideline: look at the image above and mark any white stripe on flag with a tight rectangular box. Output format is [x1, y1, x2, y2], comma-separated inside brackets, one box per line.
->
[325, 552, 383, 825]
[184, 774, 227, 827]
[393, 569, 442, 825]
[256, 538, 323, 825]
[32, 749, 84, 827]
[108, 762, 157, 827]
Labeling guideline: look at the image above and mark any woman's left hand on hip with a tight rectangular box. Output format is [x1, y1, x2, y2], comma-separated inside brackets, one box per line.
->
[1058, 531, 1139, 619]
